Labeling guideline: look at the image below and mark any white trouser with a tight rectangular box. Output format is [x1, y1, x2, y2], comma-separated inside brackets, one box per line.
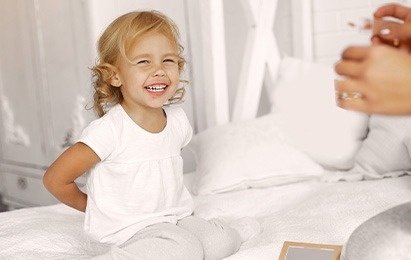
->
[92, 216, 242, 260]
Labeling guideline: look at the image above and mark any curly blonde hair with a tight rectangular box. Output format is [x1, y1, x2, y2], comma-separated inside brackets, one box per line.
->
[90, 10, 187, 117]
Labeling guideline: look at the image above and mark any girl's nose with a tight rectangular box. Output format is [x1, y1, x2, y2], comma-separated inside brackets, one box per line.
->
[153, 66, 166, 77]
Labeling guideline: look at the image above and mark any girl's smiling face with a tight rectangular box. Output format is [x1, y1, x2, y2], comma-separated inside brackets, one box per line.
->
[112, 32, 180, 110]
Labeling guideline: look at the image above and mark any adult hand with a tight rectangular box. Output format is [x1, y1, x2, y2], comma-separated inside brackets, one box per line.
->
[372, 4, 411, 52]
[374, 4, 411, 23]
[334, 44, 411, 114]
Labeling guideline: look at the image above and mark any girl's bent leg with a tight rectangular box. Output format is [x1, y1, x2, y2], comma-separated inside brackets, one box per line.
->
[92, 223, 204, 260]
[177, 216, 242, 260]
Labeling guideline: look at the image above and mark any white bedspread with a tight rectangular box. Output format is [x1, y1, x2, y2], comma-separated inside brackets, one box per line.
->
[1, 174, 410, 259]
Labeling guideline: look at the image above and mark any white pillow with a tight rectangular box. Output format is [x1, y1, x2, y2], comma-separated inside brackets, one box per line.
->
[188, 113, 324, 195]
[324, 115, 411, 181]
[353, 115, 411, 173]
[272, 57, 369, 170]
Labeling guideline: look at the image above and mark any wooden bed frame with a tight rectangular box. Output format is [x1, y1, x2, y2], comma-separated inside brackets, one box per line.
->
[185, 0, 314, 132]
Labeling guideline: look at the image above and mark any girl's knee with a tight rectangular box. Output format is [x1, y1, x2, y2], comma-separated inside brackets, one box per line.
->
[177, 217, 242, 259]
[201, 219, 242, 260]
[174, 231, 204, 260]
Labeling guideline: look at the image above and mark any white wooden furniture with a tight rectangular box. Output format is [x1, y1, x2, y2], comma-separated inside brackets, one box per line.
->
[0, 0, 94, 209]
[186, 0, 287, 130]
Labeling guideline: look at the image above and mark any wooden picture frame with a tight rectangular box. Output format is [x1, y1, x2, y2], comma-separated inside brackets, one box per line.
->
[279, 241, 342, 260]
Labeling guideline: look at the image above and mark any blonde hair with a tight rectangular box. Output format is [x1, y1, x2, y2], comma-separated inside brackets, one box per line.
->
[90, 10, 187, 117]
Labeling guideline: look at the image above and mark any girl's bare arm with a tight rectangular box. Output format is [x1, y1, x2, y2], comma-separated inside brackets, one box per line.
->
[43, 142, 100, 212]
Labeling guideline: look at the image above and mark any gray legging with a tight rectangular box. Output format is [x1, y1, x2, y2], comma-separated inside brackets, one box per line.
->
[343, 201, 411, 260]
[92, 216, 242, 260]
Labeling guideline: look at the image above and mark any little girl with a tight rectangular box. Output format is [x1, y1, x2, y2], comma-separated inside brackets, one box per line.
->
[43, 10, 258, 260]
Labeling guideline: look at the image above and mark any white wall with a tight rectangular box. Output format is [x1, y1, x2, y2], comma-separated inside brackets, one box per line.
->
[310, 0, 411, 64]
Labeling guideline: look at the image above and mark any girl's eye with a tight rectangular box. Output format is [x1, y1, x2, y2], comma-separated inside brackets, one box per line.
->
[137, 60, 149, 65]
[163, 59, 176, 63]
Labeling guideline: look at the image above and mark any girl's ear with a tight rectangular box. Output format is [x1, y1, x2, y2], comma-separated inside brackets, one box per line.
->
[110, 68, 122, 87]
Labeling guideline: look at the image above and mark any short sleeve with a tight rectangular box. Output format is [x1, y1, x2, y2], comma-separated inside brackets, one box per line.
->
[179, 108, 193, 147]
[168, 106, 193, 147]
[77, 118, 115, 160]
[182, 113, 193, 147]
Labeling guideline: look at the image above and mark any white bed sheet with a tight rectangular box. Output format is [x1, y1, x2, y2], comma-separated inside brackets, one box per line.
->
[1, 173, 410, 259]
[192, 175, 411, 259]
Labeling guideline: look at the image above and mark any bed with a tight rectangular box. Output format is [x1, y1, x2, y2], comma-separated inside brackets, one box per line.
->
[1, 173, 411, 259]
[2, 1, 411, 259]
[2, 55, 411, 258]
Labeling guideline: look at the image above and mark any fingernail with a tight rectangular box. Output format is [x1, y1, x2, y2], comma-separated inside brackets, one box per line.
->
[370, 35, 379, 43]
[380, 28, 390, 35]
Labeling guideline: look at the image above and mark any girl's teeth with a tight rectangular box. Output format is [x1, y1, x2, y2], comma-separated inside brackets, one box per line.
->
[146, 85, 166, 92]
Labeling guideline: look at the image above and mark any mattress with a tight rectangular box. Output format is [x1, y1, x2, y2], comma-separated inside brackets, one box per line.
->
[0, 173, 410, 259]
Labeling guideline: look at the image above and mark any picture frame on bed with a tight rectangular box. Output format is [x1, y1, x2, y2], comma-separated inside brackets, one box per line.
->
[279, 241, 342, 260]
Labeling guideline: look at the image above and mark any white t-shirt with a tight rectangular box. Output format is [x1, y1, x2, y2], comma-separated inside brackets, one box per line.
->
[78, 104, 194, 245]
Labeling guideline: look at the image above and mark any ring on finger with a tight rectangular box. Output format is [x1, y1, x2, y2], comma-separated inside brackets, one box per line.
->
[336, 91, 363, 100]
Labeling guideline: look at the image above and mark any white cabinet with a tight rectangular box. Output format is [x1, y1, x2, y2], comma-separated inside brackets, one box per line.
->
[1, 165, 59, 210]
[0, 0, 94, 209]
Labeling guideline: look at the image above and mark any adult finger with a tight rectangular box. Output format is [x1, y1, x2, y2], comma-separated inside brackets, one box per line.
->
[341, 46, 368, 61]
[334, 79, 365, 94]
[376, 21, 411, 41]
[334, 79, 368, 111]
[336, 95, 370, 113]
[334, 60, 364, 78]
[370, 35, 383, 45]
[374, 4, 411, 21]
